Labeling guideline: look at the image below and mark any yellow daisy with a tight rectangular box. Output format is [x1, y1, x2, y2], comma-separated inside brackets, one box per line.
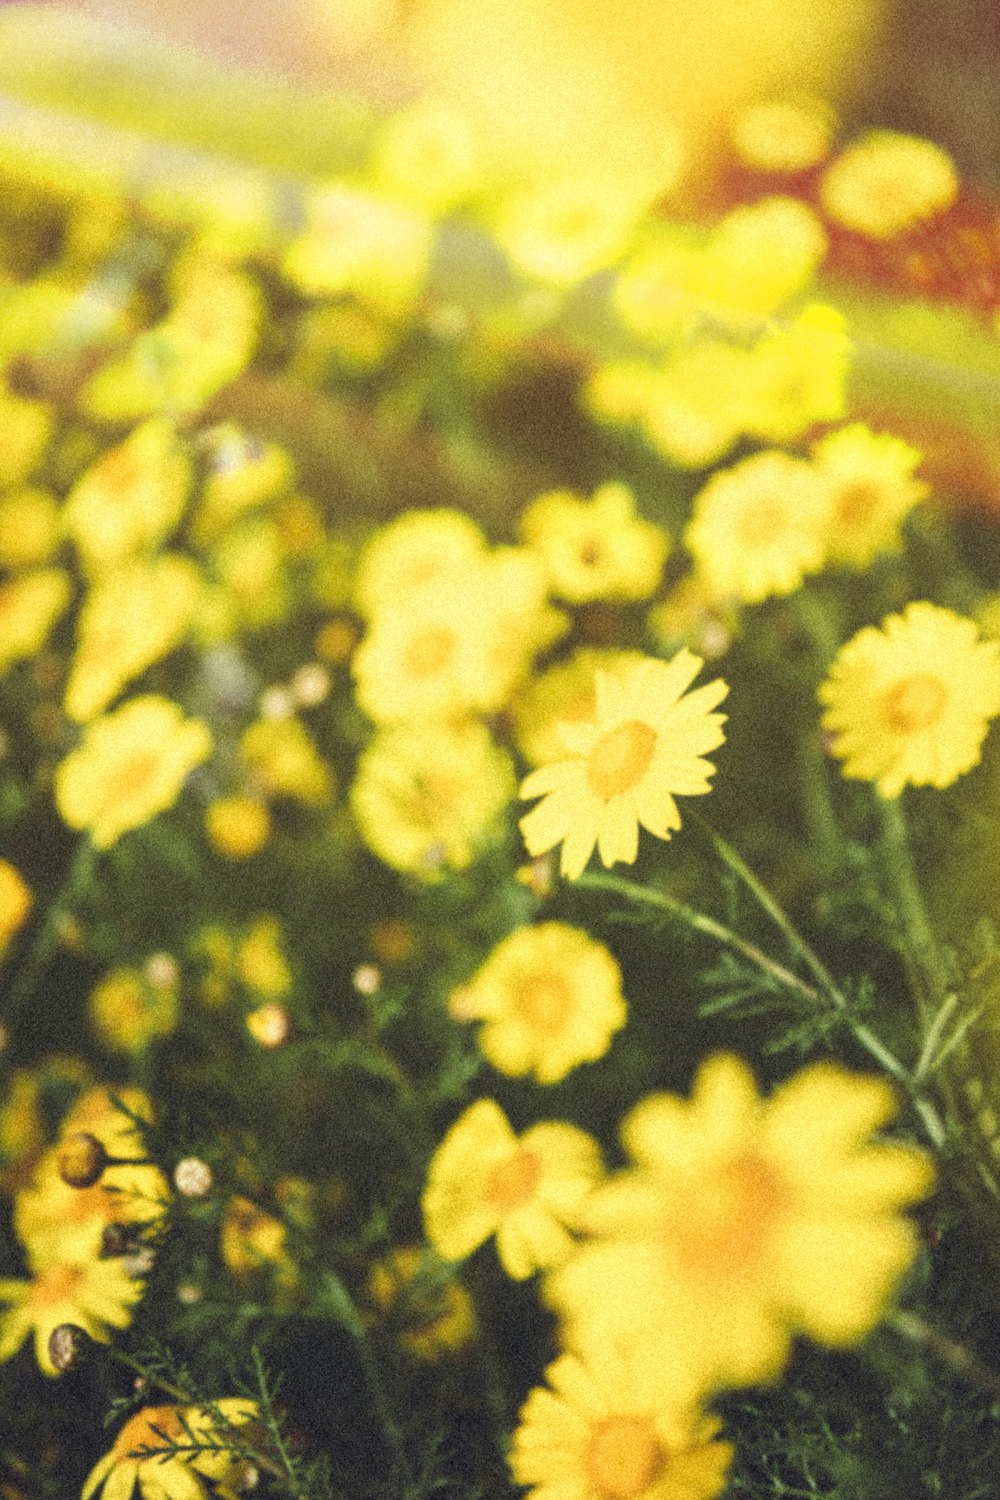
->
[811, 423, 928, 568]
[62, 419, 191, 576]
[350, 719, 516, 880]
[519, 653, 728, 881]
[449, 922, 627, 1084]
[353, 509, 488, 621]
[818, 601, 1000, 798]
[82, 1400, 259, 1500]
[371, 97, 479, 215]
[54, 695, 213, 850]
[510, 1352, 733, 1500]
[495, 176, 648, 288]
[731, 96, 835, 174]
[820, 130, 959, 240]
[546, 1054, 934, 1406]
[422, 1099, 604, 1280]
[0, 568, 73, 677]
[685, 451, 834, 605]
[519, 482, 669, 605]
[512, 648, 648, 767]
[0, 1255, 146, 1376]
[282, 181, 432, 313]
[0, 859, 32, 955]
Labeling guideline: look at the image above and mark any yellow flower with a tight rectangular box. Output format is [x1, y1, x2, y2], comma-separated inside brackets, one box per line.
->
[237, 917, 292, 1001]
[353, 508, 488, 621]
[65, 555, 203, 722]
[366, 1246, 477, 1361]
[510, 1352, 733, 1500]
[546, 1054, 934, 1405]
[512, 649, 648, 767]
[422, 1099, 603, 1280]
[0, 859, 32, 954]
[82, 1400, 259, 1500]
[0, 1255, 145, 1376]
[685, 451, 833, 605]
[350, 719, 516, 880]
[371, 97, 480, 215]
[0, 386, 52, 487]
[818, 602, 1000, 798]
[283, 182, 432, 313]
[204, 796, 271, 860]
[820, 130, 959, 239]
[15, 1086, 168, 1266]
[0, 568, 72, 677]
[811, 423, 928, 568]
[63, 420, 191, 576]
[641, 341, 755, 469]
[0, 485, 60, 568]
[449, 922, 627, 1084]
[495, 176, 649, 288]
[189, 426, 295, 546]
[701, 197, 827, 321]
[89, 967, 179, 1055]
[54, 695, 213, 849]
[220, 1196, 296, 1290]
[240, 716, 333, 806]
[520, 482, 669, 605]
[731, 96, 835, 173]
[741, 303, 850, 444]
[519, 653, 727, 881]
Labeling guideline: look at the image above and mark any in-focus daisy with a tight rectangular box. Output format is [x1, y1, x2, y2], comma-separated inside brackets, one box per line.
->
[82, 1400, 259, 1500]
[685, 450, 833, 604]
[510, 1352, 733, 1500]
[54, 695, 213, 849]
[449, 922, 627, 1084]
[819, 601, 1000, 797]
[520, 482, 669, 605]
[519, 653, 727, 880]
[547, 1054, 934, 1406]
[811, 422, 928, 567]
[423, 1099, 603, 1280]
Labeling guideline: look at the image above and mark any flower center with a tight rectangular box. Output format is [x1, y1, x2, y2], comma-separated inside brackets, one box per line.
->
[515, 974, 574, 1034]
[736, 495, 788, 547]
[885, 673, 948, 732]
[585, 1414, 665, 1499]
[112, 751, 162, 804]
[28, 1261, 84, 1311]
[404, 626, 456, 679]
[483, 1147, 541, 1215]
[577, 537, 605, 569]
[586, 721, 657, 801]
[116, 1405, 187, 1458]
[665, 1151, 787, 1283]
[834, 480, 879, 528]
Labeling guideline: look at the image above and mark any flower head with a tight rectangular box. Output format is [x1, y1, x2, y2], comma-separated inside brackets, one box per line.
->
[366, 1246, 477, 1361]
[685, 451, 833, 605]
[0, 568, 72, 677]
[546, 1054, 934, 1405]
[423, 1099, 603, 1280]
[812, 423, 928, 567]
[82, 1400, 259, 1500]
[0, 1255, 145, 1376]
[511, 1352, 733, 1500]
[818, 601, 1000, 798]
[519, 653, 727, 880]
[820, 130, 958, 239]
[520, 482, 669, 605]
[63, 419, 191, 575]
[54, 695, 213, 849]
[449, 922, 627, 1084]
[512, 649, 648, 767]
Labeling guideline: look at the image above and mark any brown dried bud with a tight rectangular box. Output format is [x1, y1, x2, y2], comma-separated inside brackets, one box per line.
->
[48, 1323, 87, 1372]
[57, 1132, 108, 1188]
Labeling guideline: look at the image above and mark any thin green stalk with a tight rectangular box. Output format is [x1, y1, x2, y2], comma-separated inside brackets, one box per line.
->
[875, 795, 953, 1013]
[3, 838, 94, 1031]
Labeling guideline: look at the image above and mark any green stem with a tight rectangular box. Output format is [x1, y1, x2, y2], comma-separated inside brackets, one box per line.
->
[888, 1310, 1000, 1400]
[3, 838, 94, 1032]
[875, 795, 952, 1013]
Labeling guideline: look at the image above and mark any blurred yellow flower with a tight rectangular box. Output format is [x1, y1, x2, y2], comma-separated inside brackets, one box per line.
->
[0, 568, 72, 677]
[220, 1195, 294, 1284]
[519, 653, 727, 880]
[547, 1054, 934, 1405]
[449, 922, 627, 1084]
[63, 419, 191, 575]
[495, 176, 654, 288]
[423, 1098, 603, 1280]
[367, 1246, 477, 1361]
[742, 303, 850, 444]
[65, 554, 203, 722]
[237, 917, 292, 1000]
[353, 508, 488, 621]
[54, 694, 213, 849]
[89, 967, 179, 1055]
[0, 386, 52, 488]
[350, 719, 515, 879]
[371, 96, 480, 215]
[283, 182, 432, 312]
[0, 485, 60, 569]
[820, 130, 959, 239]
[0, 1255, 145, 1376]
[819, 602, 1000, 798]
[0, 860, 32, 955]
[811, 422, 928, 567]
[205, 795, 271, 860]
[510, 1352, 733, 1500]
[240, 716, 333, 806]
[731, 96, 836, 173]
[685, 451, 833, 604]
[520, 482, 669, 605]
[512, 648, 647, 767]
[82, 1400, 259, 1500]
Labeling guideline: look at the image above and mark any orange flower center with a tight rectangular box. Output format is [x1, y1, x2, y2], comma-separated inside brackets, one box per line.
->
[577, 536, 605, 569]
[515, 973, 574, 1034]
[885, 673, 948, 732]
[585, 1414, 665, 1499]
[586, 721, 657, 801]
[115, 1405, 187, 1458]
[111, 751, 162, 805]
[736, 495, 788, 547]
[483, 1147, 541, 1215]
[404, 626, 456, 679]
[665, 1151, 787, 1283]
[834, 480, 879, 528]
[27, 1261, 84, 1311]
